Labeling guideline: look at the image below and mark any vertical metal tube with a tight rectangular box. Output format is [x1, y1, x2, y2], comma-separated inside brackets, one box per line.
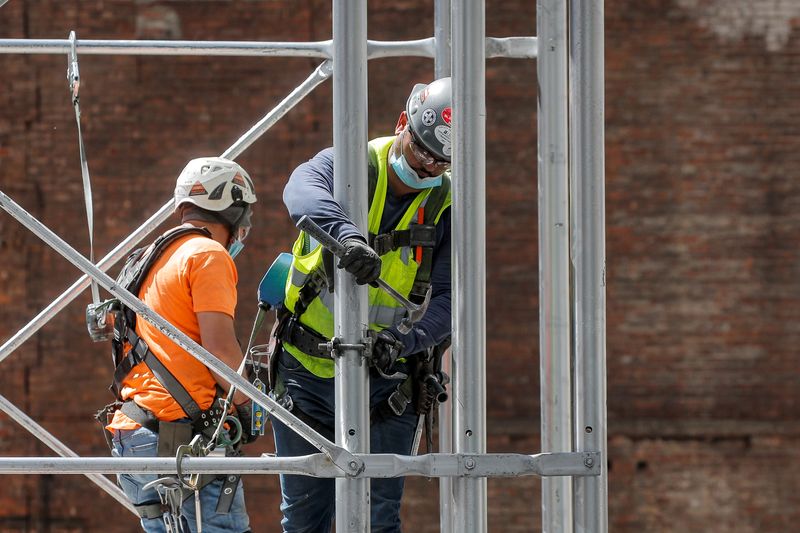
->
[569, 1, 608, 532]
[435, 0, 451, 79]
[332, 0, 370, 530]
[434, 1, 454, 531]
[451, 0, 487, 532]
[537, 0, 574, 531]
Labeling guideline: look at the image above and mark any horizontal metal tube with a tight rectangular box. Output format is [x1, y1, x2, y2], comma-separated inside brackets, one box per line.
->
[0, 39, 332, 57]
[486, 36, 538, 58]
[0, 37, 536, 59]
[0, 452, 600, 477]
[366, 38, 434, 58]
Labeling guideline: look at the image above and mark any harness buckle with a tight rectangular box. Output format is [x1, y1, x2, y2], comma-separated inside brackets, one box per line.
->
[372, 233, 394, 256]
[132, 336, 149, 362]
[387, 386, 412, 416]
[408, 224, 436, 247]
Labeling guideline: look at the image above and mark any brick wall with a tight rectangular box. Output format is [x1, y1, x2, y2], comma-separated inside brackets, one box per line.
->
[0, 0, 798, 531]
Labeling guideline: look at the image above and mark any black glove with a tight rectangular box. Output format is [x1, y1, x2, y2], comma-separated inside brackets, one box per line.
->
[372, 330, 404, 374]
[338, 238, 382, 285]
[235, 402, 260, 445]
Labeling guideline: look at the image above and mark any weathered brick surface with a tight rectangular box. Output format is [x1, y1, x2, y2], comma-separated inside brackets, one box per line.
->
[0, 0, 798, 531]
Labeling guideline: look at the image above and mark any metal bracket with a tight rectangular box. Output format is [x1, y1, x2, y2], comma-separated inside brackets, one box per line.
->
[318, 330, 372, 359]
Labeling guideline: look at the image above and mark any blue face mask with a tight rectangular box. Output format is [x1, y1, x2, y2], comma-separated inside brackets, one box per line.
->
[389, 150, 443, 190]
[227, 240, 245, 260]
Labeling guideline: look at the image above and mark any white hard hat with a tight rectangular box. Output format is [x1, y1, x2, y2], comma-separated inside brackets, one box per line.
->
[174, 157, 257, 212]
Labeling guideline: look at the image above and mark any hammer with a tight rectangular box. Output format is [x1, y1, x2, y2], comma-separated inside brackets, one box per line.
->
[296, 215, 431, 334]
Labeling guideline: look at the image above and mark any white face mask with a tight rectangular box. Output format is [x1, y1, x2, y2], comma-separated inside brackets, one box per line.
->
[389, 150, 443, 190]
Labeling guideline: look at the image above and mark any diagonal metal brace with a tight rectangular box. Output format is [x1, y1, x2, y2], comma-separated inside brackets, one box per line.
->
[0, 188, 364, 478]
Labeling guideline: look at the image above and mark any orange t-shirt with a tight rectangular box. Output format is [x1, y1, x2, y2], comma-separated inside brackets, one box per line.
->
[107, 232, 238, 431]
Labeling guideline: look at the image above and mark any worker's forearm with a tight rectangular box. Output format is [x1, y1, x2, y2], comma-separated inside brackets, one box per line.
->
[208, 344, 249, 405]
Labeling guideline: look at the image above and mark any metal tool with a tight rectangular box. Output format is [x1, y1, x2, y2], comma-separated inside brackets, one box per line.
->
[296, 215, 430, 334]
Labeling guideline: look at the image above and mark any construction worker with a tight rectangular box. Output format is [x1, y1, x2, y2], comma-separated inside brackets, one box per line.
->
[104, 157, 257, 532]
[272, 77, 453, 533]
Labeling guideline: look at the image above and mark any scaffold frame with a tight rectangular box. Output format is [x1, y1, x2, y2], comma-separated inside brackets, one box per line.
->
[0, 1, 606, 531]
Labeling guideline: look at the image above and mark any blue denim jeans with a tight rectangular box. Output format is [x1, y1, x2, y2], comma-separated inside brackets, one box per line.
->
[271, 349, 418, 533]
[111, 425, 250, 533]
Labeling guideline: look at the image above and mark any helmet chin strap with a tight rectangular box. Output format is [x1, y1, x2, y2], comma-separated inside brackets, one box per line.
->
[220, 204, 252, 258]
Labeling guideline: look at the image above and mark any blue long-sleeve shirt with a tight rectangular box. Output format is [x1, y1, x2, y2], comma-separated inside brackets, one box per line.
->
[283, 146, 451, 356]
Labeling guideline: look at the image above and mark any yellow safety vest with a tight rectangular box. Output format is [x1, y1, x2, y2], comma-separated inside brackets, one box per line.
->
[283, 136, 451, 377]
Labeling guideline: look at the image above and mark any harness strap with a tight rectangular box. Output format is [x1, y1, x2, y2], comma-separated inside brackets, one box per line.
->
[113, 330, 203, 420]
[214, 474, 241, 514]
[288, 402, 335, 443]
[118, 398, 226, 442]
[369, 224, 437, 256]
[371, 373, 415, 425]
[133, 501, 167, 520]
[278, 317, 333, 360]
[293, 270, 327, 319]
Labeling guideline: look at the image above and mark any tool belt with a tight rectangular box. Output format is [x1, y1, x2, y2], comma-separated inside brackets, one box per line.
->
[95, 399, 226, 449]
[95, 400, 241, 519]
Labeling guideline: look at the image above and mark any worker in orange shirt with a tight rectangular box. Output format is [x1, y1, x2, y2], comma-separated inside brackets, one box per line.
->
[103, 157, 257, 532]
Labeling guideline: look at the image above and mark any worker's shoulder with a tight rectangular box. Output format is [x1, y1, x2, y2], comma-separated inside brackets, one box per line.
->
[172, 232, 226, 257]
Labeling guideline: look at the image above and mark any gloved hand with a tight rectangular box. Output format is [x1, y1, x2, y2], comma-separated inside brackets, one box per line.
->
[234, 401, 260, 445]
[338, 238, 382, 285]
[371, 330, 404, 374]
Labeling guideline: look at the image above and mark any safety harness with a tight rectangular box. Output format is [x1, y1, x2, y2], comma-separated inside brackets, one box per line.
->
[93, 226, 242, 522]
[276, 149, 451, 360]
[271, 150, 451, 439]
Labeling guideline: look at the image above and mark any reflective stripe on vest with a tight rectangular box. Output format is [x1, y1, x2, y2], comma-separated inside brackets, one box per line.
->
[283, 136, 443, 378]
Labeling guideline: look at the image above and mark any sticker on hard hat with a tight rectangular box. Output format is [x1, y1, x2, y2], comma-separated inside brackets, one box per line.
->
[442, 107, 451, 125]
[189, 181, 208, 196]
[419, 87, 430, 104]
[421, 108, 437, 127]
[435, 125, 452, 157]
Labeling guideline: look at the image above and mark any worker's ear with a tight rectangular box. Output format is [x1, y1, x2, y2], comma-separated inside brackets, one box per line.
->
[394, 111, 408, 135]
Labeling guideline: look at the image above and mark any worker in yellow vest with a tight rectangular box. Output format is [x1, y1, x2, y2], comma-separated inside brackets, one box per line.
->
[273, 77, 453, 533]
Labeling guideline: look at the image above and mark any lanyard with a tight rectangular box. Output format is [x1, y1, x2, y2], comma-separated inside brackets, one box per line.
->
[67, 31, 100, 305]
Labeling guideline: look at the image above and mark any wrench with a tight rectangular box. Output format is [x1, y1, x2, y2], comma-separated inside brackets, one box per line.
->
[296, 215, 430, 334]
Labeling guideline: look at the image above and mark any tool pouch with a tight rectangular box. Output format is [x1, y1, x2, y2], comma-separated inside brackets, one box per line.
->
[157, 420, 194, 457]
